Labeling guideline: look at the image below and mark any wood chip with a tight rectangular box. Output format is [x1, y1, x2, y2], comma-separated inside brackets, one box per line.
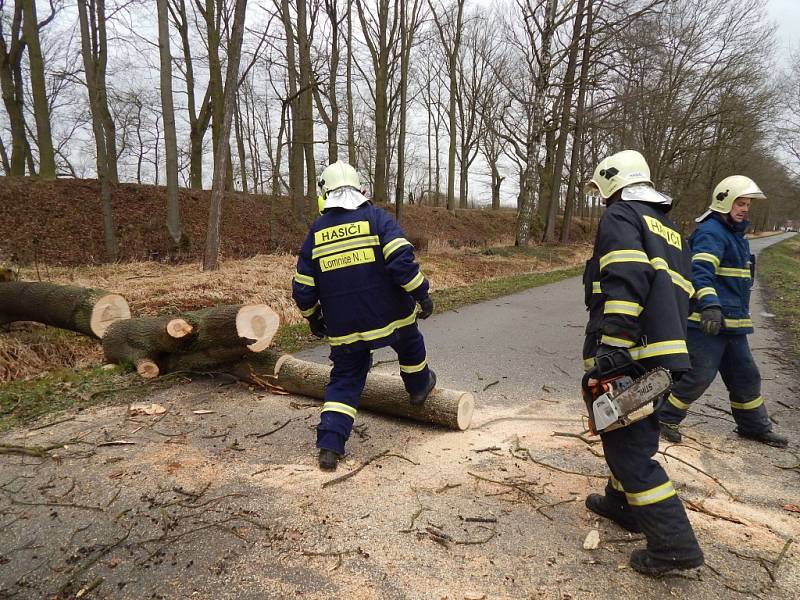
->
[97, 440, 137, 447]
[129, 403, 166, 416]
[783, 504, 800, 514]
[193, 410, 215, 415]
[583, 529, 600, 550]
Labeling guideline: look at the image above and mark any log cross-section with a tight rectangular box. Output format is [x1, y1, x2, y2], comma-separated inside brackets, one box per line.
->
[0, 281, 130, 338]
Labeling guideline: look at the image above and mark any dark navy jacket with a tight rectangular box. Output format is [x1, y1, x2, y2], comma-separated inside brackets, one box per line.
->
[582, 200, 694, 373]
[688, 213, 754, 334]
[292, 203, 429, 349]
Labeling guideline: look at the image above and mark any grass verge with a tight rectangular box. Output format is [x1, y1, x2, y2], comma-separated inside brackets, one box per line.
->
[1, 263, 584, 430]
[758, 234, 800, 362]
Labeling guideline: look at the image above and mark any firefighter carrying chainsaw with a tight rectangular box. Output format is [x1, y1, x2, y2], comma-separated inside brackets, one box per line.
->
[581, 150, 704, 576]
[292, 161, 436, 472]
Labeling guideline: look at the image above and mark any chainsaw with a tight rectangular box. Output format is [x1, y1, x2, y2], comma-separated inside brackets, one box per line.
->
[583, 349, 673, 434]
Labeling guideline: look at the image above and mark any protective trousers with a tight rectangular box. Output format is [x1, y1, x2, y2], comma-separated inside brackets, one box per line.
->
[600, 415, 702, 562]
[317, 327, 430, 455]
[658, 329, 772, 435]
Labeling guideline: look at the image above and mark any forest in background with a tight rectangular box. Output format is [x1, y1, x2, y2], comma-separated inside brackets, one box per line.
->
[1, 0, 799, 263]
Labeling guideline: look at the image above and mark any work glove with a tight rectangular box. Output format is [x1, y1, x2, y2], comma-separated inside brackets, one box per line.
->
[594, 344, 634, 378]
[700, 306, 723, 336]
[307, 311, 327, 338]
[418, 296, 434, 320]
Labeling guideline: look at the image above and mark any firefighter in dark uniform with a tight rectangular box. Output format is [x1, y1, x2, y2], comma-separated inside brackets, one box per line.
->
[292, 161, 436, 471]
[582, 150, 704, 576]
[657, 176, 788, 447]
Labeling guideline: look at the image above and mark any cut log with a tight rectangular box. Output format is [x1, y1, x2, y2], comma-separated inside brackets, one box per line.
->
[103, 304, 279, 377]
[233, 353, 474, 431]
[0, 281, 130, 338]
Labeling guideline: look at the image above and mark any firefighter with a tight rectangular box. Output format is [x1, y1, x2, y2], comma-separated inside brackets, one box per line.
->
[292, 161, 436, 471]
[582, 150, 704, 576]
[657, 176, 788, 448]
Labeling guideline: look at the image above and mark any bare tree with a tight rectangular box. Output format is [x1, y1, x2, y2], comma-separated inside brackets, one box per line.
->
[0, 0, 32, 176]
[157, 0, 182, 245]
[77, 0, 118, 260]
[203, 0, 247, 271]
[21, 0, 57, 178]
[428, 0, 464, 213]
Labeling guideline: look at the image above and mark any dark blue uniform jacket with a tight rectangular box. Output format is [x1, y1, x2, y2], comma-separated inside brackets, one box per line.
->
[292, 203, 429, 349]
[688, 213, 754, 334]
[582, 200, 694, 373]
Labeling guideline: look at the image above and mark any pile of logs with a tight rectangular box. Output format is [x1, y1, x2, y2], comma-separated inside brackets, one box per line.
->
[0, 280, 474, 430]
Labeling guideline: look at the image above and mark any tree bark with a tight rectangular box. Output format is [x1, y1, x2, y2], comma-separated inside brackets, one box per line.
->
[561, 0, 593, 244]
[21, 0, 56, 179]
[157, 0, 182, 246]
[203, 0, 248, 271]
[234, 353, 475, 430]
[0, 281, 130, 338]
[0, 0, 29, 176]
[103, 304, 278, 378]
[77, 0, 118, 261]
[543, 0, 585, 243]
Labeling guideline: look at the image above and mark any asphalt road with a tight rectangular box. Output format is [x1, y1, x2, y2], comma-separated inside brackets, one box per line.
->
[301, 232, 798, 418]
[1, 232, 796, 599]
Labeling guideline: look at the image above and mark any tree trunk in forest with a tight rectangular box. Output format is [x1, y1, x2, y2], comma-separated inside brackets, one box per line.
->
[0, 282, 130, 338]
[561, 0, 594, 244]
[21, 0, 56, 179]
[0, 0, 29, 176]
[515, 0, 556, 247]
[296, 0, 316, 205]
[77, 0, 118, 260]
[234, 353, 475, 430]
[103, 304, 278, 378]
[203, 0, 247, 271]
[282, 0, 305, 219]
[157, 0, 182, 246]
[543, 0, 585, 243]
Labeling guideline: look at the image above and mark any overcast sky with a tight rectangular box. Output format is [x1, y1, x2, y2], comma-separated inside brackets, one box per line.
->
[767, 0, 800, 63]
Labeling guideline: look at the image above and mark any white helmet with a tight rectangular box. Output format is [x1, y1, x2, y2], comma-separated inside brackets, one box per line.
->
[586, 150, 652, 200]
[696, 175, 766, 222]
[318, 161, 360, 195]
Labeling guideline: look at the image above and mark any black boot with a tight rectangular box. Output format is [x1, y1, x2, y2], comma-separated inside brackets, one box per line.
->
[630, 548, 704, 576]
[318, 449, 340, 471]
[659, 421, 682, 443]
[585, 494, 642, 533]
[409, 370, 437, 406]
[736, 428, 788, 448]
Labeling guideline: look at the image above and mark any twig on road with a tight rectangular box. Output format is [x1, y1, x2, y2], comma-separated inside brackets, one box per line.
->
[321, 450, 390, 488]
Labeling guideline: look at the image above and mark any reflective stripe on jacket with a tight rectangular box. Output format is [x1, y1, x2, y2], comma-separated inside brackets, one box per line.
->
[582, 199, 693, 372]
[687, 214, 754, 335]
[292, 203, 429, 348]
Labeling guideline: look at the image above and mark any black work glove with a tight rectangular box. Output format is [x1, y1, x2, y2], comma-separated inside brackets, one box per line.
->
[307, 311, 327, 338]
[700, 306, 723, 336]
[594, 344, 633, 379]
[418, 296, 434, 319]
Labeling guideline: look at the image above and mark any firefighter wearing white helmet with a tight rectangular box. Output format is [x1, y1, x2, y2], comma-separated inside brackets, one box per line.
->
[658, 175, 788, 448]
[582, 149, 703, 576]
[292, 161, 436, 471]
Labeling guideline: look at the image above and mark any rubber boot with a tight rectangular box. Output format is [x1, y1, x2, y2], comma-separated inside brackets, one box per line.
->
[318, 449, 340, 471]
[736, 428, 788, 448]
[659, 422, 682, 443]
[409, 370, 436, 406]
[630, 496, 703, 576]
[585, 494, 642, 533]
[630, 548, 704, 576]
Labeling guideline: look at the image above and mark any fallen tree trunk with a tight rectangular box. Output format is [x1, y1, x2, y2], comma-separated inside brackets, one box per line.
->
[233, 353, 474, 430]
[103, 304, 279, 378]
[0, 281, 130, 338]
